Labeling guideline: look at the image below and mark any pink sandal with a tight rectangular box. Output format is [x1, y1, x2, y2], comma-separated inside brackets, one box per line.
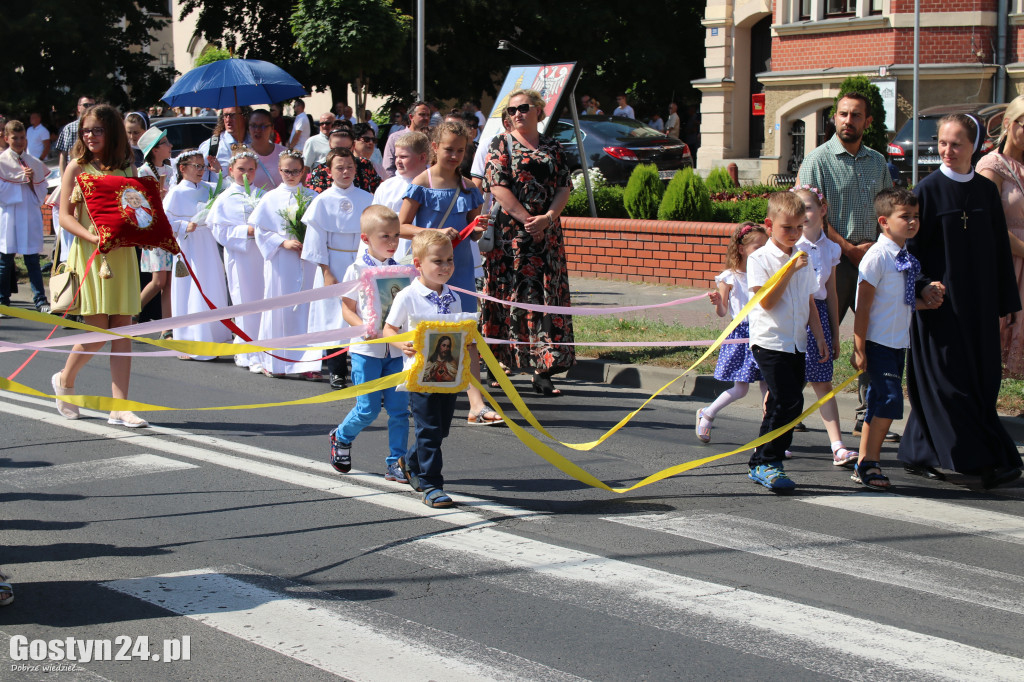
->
[695, 408, 713, 443]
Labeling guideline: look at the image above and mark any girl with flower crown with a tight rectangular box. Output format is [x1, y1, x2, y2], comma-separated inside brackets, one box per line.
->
[209, 150, 266, 372]
[792, 185, 859, 467]
[248, 148, 320, 378]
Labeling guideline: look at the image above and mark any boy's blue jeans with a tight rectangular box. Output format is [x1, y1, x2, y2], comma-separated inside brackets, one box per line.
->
[335, 352, 409, 465]
[0, 252, 47, 307]
[408, 391, 457, 491]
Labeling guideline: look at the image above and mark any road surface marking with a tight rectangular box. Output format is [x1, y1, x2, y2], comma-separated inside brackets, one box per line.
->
[1, 454, 197, 489]
[387, 525, 1024, 682]
[605, 511, 1024, 615]
[801, 493, 1024, 545]
[102, 567, 586, 682]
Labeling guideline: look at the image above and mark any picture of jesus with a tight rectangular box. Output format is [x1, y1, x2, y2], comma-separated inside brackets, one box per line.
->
[376, 276, 411, 328]
[421, 333, 462, 384]
[121, 187, 154, 228]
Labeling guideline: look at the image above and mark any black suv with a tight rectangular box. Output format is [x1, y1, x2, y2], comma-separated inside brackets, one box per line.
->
[150, 116, 219, 156]
[887, 104, 1006, 185]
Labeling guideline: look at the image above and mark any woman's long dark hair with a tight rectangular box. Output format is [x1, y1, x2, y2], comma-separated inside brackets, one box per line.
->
[71, 105, 133, 170]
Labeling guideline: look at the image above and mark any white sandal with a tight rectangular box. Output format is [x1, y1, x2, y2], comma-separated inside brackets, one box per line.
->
[108, 412, 150, 428]
[51, 372, 79, 420]
[832, 446, 859, 468]
[695, 408, 713, 443]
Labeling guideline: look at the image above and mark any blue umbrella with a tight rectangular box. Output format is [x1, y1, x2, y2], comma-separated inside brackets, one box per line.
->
[160, 59, 307, 109]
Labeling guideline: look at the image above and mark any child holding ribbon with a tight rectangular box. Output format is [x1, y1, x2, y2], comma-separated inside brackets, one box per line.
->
[329, 205, 409, 481]
[792, 186, 860, 467]
[695, 222, 768, 443]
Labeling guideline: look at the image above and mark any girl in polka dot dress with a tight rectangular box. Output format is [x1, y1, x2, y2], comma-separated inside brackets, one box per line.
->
[792, 186, 858, 467]
[696, 223, 769, 443]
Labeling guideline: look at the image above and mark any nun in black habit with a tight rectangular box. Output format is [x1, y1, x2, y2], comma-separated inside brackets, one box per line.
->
[898, 113, 1023, 488]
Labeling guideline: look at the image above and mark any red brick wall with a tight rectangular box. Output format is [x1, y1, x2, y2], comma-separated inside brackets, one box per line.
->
[561, 217, 733, 288]
[772, 27, 994, 71]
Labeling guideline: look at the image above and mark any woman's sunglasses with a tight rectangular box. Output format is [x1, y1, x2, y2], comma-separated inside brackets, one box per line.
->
[505, 103, 533, 117]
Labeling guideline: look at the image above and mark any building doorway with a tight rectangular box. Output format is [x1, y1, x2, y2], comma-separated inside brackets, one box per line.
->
[748, 16, 772, 158]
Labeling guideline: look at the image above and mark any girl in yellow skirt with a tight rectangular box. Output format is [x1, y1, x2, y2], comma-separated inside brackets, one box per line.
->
[52, 104, 148, 428]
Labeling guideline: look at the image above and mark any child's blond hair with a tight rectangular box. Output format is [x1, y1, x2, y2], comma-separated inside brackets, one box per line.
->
[361, 204, 399, 235]
[411, 230, 452, 261]
[4, 120, 25, 136]
[766, 191, 806, 222]
[394, 131, 430, 156]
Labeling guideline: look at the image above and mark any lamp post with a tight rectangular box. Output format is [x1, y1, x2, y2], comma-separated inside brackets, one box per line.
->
[497, 40, 596, 217]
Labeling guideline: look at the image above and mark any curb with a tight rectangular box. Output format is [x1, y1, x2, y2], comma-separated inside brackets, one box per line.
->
[569, 357, 1024, 442]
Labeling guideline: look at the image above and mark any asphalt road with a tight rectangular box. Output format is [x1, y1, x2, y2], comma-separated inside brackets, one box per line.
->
[1, 313, 1023, 681]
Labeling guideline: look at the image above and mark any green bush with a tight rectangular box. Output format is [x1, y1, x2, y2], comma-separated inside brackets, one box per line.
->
[658, 168, 713, 221]
[704, 166, 735, 192]
[623, 163, 664, 220]
[562, 185, 628, 218]
[710, 198, 768, 224]
[832, 75, 888, 157]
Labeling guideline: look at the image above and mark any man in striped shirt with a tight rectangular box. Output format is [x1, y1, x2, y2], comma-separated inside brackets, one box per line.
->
[54, 95, 95, 175]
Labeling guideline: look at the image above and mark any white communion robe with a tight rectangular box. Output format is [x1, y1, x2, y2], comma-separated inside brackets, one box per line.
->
[301, 183, 373, 371]
[164, 179, 231, 360]
[250, 183, 319, 375]
[209, 181, 266, 368]
[0, 149, 48, 255]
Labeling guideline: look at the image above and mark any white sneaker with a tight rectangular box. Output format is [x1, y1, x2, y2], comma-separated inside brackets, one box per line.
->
[234, 354, 248, 368]
[249, 363, 264, 374]
[51, 372, 79, 420]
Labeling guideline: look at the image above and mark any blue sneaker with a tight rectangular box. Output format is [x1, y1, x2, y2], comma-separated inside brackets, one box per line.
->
[384, 462, 408, 484]
[748, 463, 796, 492]
[329, 431, 352, 473]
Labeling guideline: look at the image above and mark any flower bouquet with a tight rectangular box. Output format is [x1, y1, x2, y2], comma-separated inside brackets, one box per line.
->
[278, 189, 313, 243]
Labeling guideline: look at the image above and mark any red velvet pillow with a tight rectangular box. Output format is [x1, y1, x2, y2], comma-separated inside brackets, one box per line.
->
[75, 173, 180, 254]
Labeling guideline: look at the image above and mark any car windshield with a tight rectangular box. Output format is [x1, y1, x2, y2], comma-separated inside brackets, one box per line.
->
[588, 119, 664, 140]
[895, 117, 940, 144]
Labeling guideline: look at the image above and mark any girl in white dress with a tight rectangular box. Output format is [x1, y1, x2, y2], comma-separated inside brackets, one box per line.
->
[164, 150, 231, 360]
[209, 150, 266, 372]
[248, 149, 319, 378]
[301, 148, 374, 380]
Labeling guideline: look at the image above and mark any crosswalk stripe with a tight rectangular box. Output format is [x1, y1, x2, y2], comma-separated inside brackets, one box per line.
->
[1, 454, 197, 489]
[102, 567, 586, 682]
[801, 493, 1024, 546]
[605, 512, 1024, 616]
[0, 395, 544, 523]
[386, 526, 1024, 681]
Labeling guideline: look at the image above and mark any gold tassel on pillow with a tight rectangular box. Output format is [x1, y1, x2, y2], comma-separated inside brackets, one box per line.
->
[98, 255, 112, 279]
[175, 257, 188, 278]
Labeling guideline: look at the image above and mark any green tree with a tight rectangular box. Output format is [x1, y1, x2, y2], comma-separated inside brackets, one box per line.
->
[623, 164, 664, 220]
[659, 168, 712, 222]
[291, 0, 411, 118]
[832, 76, 888, 157]
[194, 47, 232, 67]
[0, 1, 173, 121]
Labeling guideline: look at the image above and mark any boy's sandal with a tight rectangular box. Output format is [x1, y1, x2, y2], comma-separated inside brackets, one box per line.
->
[851, 461, 891, 490]
[467, 408, 504, 426]
[694, 408, 713, 444]
[422, 488, 453, 508]
[832, 447, 859, 468]
[397, 456, 424, 493]
[0, 571, 12, 606]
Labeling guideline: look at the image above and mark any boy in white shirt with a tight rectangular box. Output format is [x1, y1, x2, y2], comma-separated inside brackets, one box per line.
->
[0, 120, 50, 314]
[384, 230, 462, 508]
[330, 206, 409, 481]
[746, 192, 827, 492]
[852, 188, 943, 489]
[369, 132, 429, 262]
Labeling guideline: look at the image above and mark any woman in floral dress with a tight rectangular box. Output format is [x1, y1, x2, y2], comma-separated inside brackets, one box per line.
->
[483, 89, 574, 395]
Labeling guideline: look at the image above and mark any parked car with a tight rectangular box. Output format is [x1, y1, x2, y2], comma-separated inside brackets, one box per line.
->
[887, 103, 1006, 184]
[150, 116, 219, 156]
[548, 115, 692, 186]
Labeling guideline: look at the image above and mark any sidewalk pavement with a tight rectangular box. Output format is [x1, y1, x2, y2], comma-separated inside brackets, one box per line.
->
[6, 263, 1023, 445]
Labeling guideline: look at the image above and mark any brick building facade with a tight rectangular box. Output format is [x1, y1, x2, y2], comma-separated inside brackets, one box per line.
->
[694, 0, 1024, 183]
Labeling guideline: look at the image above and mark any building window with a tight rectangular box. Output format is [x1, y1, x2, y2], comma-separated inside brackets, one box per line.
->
[799, 0, 813, 20]
[825, 0, 856, 17]
[870, 0, 883, 15]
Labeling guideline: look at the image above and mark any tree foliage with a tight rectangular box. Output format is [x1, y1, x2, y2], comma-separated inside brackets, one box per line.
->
[291, 0, 410, 117]
[0, 1, 173, 121]
[179, 0, 707, 118]
[831, 76, 888, 157]
[194, 47, 232, 67]
[623, 164, 664, 220]
[659, 168, 712, 222]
